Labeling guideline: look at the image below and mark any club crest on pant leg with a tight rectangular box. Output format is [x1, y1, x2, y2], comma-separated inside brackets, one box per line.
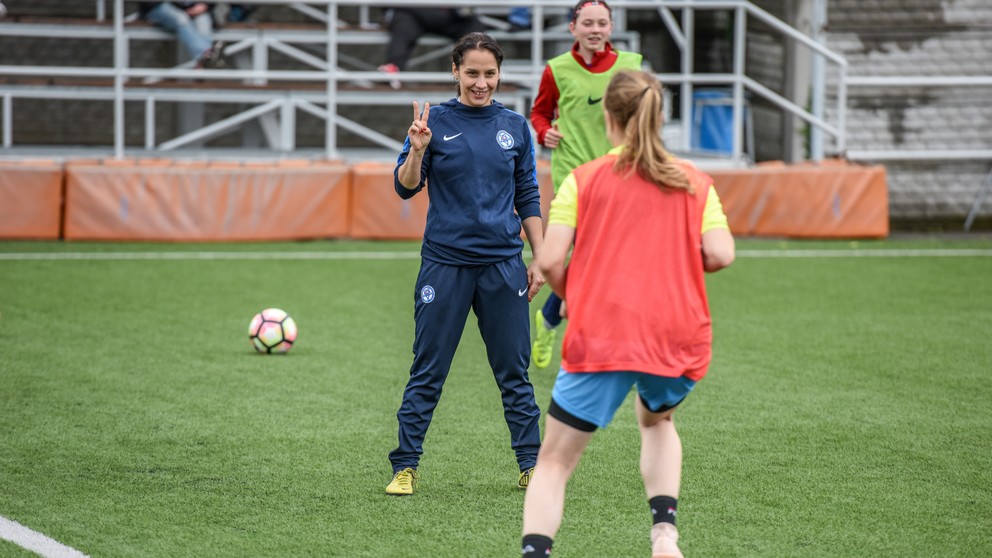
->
[420, 285, 436, 303]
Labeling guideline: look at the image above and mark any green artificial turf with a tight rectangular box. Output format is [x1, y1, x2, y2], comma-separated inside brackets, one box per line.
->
[1, 237, 990, 557]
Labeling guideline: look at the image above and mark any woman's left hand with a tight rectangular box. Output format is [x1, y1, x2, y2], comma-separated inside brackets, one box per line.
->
[525, 262, 545, 302]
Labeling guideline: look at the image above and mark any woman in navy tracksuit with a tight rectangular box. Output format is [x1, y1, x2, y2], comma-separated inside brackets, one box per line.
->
[385, 32, 545, 496]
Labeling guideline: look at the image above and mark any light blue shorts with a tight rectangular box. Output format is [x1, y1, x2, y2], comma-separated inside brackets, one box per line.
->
[550, 369, 697, 430]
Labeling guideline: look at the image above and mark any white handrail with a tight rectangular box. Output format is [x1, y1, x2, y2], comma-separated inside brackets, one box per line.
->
[4, 0, 851, 163]
[847, 76, 992, 87]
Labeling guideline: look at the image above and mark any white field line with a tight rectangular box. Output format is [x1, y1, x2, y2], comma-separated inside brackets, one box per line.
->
[737, 248, 992, 257]
[0, 516, 89, 558]
[0, 249, 990, 261]
[0, 251, 421, 261]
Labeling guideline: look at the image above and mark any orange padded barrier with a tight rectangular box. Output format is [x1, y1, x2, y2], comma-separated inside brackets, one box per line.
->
[348, 159, 555, 240]
[708, 159, 888, 238]
[7, 156, 886, 242]
[349, 161, 428, 240]
[63, 160, 351, 241]
[0, 159, 64, 239]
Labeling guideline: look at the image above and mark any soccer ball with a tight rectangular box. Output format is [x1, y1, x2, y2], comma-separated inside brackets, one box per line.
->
[248, 308, 298, 354]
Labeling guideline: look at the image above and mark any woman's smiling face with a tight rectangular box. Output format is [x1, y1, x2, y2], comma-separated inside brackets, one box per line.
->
[453, 48, 500, 107]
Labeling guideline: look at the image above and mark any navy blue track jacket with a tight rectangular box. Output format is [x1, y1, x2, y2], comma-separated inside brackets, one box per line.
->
[394, 98, 541, 266]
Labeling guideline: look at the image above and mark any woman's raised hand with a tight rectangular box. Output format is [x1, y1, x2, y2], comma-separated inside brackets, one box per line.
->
[408, 101, 432, 152]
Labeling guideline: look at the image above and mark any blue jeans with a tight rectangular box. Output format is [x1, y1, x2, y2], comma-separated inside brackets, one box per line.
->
[144, 3, 212, 62]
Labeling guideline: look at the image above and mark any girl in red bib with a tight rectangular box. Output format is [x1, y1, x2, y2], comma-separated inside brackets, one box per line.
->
[521, 70, 736, 558]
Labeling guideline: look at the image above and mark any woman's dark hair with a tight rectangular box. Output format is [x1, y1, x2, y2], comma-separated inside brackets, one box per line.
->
[451, 32, 503, 94]
[571, 0, 612, 22]
[451, 32, 504, 70]
[605, 70, 691, 193]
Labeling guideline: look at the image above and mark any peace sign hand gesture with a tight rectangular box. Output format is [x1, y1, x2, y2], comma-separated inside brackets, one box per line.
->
[396, 101, 432, 190]
[408, 101, 432, 152]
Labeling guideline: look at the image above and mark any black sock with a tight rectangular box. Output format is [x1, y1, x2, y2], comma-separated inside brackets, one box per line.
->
[649, 495, 678, 526]
[521, 534, 553, 557]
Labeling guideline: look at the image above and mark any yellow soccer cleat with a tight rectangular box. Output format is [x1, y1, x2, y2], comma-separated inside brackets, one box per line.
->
[517, 467, 534, 490]
[385, 467, 418, 496]
[531, 310, 557, 369]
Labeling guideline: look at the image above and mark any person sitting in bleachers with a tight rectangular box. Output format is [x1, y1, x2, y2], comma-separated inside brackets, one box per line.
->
[139, 2, 225, 68]
[377, 6, 486, 89]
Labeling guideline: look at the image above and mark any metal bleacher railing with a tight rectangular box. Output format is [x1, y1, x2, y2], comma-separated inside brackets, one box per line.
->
[0, 0, 848, 169]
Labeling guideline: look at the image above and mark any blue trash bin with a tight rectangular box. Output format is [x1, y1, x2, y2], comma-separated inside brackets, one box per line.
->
[691, 89, 742, 155]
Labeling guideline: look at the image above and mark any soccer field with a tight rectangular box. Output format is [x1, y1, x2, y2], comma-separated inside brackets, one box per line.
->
[1, 237, 991, 557]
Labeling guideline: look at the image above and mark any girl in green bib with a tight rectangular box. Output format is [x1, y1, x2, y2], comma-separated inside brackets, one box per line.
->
[530, 0, 643, 369]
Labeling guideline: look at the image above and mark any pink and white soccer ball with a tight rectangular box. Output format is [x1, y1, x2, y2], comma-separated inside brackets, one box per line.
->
[248, 308, 298, 354]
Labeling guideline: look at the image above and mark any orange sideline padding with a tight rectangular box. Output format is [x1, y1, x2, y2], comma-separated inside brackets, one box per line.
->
[349, 161, 428, 240]
[349, 160, 555, 240]
[707, 159, 889, 238]
[63, 160, 351, 241]
[37, 156, 885, 242]
[0, 160, 64, 239]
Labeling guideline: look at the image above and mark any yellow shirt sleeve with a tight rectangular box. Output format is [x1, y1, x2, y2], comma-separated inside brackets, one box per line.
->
[702, 184, 730, 233]
[548, 171, 579, 228]
[550, 174, 729, 234]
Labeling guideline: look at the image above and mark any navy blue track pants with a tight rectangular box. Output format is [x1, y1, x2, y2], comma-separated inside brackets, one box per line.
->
[389, 256, 541, 473]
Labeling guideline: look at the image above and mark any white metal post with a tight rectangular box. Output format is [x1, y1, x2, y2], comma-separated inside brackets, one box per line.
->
[680, 7, 694, 153]
[2, 93, 11, 148]
[531, 5, 544, 79]
[810, 0, 827, 160]
[145, 97, 155, 149]
[359, 5, 371, 28]
[253, 38, 269, 86]
[732, 4, 747, 161]
[113, 0, 125, 158]
[836, 62, 847, 155]
[280, 97, 296, 152]
[326, 1, 338, 159]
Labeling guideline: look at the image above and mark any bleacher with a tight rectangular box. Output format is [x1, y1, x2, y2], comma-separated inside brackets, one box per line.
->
[0, 1, 647, 160]
[0, 1, 908, 239]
